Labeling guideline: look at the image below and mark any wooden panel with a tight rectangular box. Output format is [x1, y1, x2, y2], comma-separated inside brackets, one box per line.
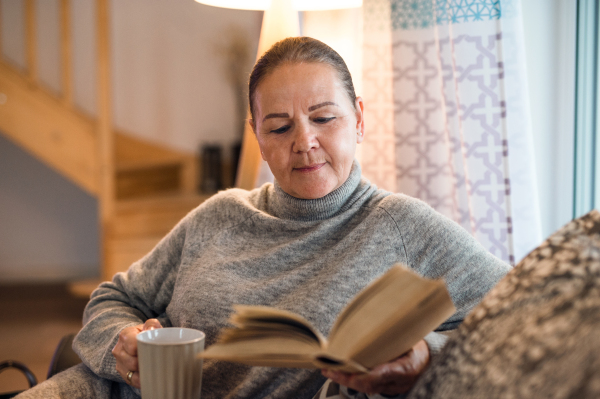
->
[235, 118, 262, 189]
[104, 236, 163, 279]
[102, 193, 209, 279]
[0, 63, 98, 194]
[112, 194, 208, 238]
[97, 0, 114, 282]
[180, 154, 199, 194]
[115, 131, 193, 170]
[0, 2, 3, 56]
[25, 0, 37, 85]
[97, 0, 114, 216]
[116, 164, 180, 199]
[60, 0, 73, 106]
[115, 131, 200, 196]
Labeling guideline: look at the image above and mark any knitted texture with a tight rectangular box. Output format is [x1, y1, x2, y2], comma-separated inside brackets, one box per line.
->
[18, 162, 509, 399]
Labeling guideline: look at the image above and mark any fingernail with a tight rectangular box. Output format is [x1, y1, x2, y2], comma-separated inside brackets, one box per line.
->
[327, 370, 339, 378]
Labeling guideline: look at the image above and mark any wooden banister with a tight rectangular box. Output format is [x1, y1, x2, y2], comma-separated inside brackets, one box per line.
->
[97, 0, 115, 280]
[2, 0, 205, 285]
[60, 0, 73, 107]
[25, 0, 37, 85]
[0, 3, 3, 57]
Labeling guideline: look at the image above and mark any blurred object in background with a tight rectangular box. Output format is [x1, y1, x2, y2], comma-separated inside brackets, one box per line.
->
[214, 25, 253, 142]
[230, 141, 242, 188]
[200, 144, 223, 194]
[214, 25, 253, 188]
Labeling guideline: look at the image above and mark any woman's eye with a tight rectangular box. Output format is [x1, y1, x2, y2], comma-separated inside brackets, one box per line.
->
[270, 125, 291, 134]
[314, 117, 335, 124]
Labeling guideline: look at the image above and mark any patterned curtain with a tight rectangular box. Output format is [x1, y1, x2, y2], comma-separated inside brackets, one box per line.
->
[361, 0, 541, 264]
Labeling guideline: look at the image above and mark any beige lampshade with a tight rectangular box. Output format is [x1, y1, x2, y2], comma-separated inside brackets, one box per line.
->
[194, 0, 362, 11]
[196, 0, 362, 190]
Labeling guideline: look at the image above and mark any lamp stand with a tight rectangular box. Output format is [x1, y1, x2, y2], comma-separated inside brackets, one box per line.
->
[235, 0, 300, 189]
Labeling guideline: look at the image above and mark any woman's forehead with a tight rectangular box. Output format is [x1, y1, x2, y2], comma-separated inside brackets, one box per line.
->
[273, 62, 341, 86]
[254, 63, 347, 107]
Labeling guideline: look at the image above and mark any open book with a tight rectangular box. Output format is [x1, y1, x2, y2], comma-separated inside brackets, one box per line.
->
[199, 264, 456, 373]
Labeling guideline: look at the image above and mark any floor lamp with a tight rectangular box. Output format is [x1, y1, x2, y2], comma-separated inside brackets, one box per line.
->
[194, 0, 362, 189]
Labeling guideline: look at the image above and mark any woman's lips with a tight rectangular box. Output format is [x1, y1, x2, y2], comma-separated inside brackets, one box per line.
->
[293, 163, 325, 173]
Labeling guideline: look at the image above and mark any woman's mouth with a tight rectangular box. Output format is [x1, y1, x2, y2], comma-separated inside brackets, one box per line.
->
[293, 163, 326, 173]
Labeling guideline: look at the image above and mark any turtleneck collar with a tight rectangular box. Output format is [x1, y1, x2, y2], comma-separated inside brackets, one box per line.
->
[269, 160, 365, 221]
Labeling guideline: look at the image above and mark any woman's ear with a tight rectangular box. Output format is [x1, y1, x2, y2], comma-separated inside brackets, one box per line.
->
[355, 97, 365, 143]
[250, 119, 267, 161]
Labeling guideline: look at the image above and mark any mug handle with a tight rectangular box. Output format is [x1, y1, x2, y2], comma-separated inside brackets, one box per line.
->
[0, 360, 38, 388]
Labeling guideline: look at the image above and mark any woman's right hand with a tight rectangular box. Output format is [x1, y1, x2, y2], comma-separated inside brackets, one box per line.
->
[112, 318, 162, 389]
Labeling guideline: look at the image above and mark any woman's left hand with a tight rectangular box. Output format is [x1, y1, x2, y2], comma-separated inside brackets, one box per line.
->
[321, 339, 430, 396]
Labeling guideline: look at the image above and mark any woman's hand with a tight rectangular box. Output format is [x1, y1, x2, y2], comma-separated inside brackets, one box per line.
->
[112, 319, 162, 389]
[321, 340, 430, 396]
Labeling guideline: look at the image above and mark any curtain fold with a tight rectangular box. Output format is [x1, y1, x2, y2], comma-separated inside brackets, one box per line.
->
[362, 0, 541, 264]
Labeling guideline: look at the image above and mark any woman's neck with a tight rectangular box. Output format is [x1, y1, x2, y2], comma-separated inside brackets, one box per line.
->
[269, 160, 363, 221]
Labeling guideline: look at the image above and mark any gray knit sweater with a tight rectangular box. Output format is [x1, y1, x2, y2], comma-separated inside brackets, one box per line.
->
[18, 162, 509, 399]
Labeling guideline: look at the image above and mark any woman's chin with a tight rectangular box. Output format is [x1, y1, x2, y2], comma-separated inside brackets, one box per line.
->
[291, 182, 339, 200]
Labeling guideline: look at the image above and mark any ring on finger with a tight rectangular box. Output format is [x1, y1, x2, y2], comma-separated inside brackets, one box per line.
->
[126, 370, 134, 384]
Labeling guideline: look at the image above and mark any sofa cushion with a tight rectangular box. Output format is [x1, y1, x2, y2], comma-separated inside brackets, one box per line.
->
[407, 210, 600, 399]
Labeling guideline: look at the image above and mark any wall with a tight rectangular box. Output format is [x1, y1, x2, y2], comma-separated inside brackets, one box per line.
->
[0, 0, 261, 282]
[521, 0, 576, 240]
[0, 134, 100, 282]
[111, 1, 261, 157]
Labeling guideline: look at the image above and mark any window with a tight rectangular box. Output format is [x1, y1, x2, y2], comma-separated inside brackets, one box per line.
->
[574, 0, 600, 217]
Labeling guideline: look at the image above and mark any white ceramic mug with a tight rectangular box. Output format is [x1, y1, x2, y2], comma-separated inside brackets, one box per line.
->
[137, 327, 205, 399]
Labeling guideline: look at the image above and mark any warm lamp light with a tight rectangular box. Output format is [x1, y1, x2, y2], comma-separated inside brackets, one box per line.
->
[195, 0, 362, 189]
[195, 0, 362, 11]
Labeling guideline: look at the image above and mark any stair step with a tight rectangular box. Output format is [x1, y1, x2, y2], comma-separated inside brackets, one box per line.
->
[0, 62, 98, 195]
[104, 235, 164, 280]
[116, 164, 181, 199]
[68, 279, 104, 299]
[115, 132, 195, 171]
[112, 193, 210, 238]
[114, 132, 198, 199]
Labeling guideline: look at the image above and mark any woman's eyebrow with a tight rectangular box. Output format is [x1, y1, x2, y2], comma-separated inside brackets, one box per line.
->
[308, 102, 338, 111]
[262, 102, 338, 121]
[263, 112, 289, 122]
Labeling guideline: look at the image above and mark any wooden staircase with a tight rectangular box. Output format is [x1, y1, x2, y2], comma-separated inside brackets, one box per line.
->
[0, 0, 211, 285]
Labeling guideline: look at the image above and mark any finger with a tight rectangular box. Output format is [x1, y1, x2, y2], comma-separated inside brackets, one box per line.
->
[116, 362, 141, 389]
[321, 370, 354, 387]
[355, 341, 430, 394]
[130, 371, 141, 389]
[143, 318, 162, 331]
[112, 326, 143, 372]
[322, 369, 396, 394]
[120, 325, 143, 356]
[323, 341, 431, 395]
[115, 345, 139, 373]
[390, 340, 429, 375]
[112, 338, 139, 372]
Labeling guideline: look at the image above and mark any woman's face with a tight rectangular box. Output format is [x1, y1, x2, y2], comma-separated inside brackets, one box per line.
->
[251, 62, 364, 199]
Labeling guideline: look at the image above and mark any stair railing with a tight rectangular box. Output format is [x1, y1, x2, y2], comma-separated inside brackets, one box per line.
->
[1, 0, 115, 280]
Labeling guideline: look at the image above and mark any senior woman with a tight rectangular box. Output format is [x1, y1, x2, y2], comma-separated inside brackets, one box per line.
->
[16, 37, 509, 399]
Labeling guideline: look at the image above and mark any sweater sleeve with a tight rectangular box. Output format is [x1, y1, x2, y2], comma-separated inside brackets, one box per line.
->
[390, 196, 511, 324]
[72, 215, 191, 381]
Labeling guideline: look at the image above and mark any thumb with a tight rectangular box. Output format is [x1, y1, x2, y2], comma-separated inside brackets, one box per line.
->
[143, 318, 163, 331]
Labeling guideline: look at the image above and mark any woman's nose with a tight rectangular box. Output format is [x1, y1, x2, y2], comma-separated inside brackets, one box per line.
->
[292, 123, 319, 153]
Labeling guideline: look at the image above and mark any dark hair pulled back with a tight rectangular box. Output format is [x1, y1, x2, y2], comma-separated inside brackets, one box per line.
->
[248, 37, 357, 121]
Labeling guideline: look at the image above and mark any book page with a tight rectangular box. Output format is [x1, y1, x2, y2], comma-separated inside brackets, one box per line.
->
[326, 265, 455, 368]
[230, 305, 326, 346]
[199, 305, 327, 367]
[348, 287, 455, 368]
[200, 337, 320, 369]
